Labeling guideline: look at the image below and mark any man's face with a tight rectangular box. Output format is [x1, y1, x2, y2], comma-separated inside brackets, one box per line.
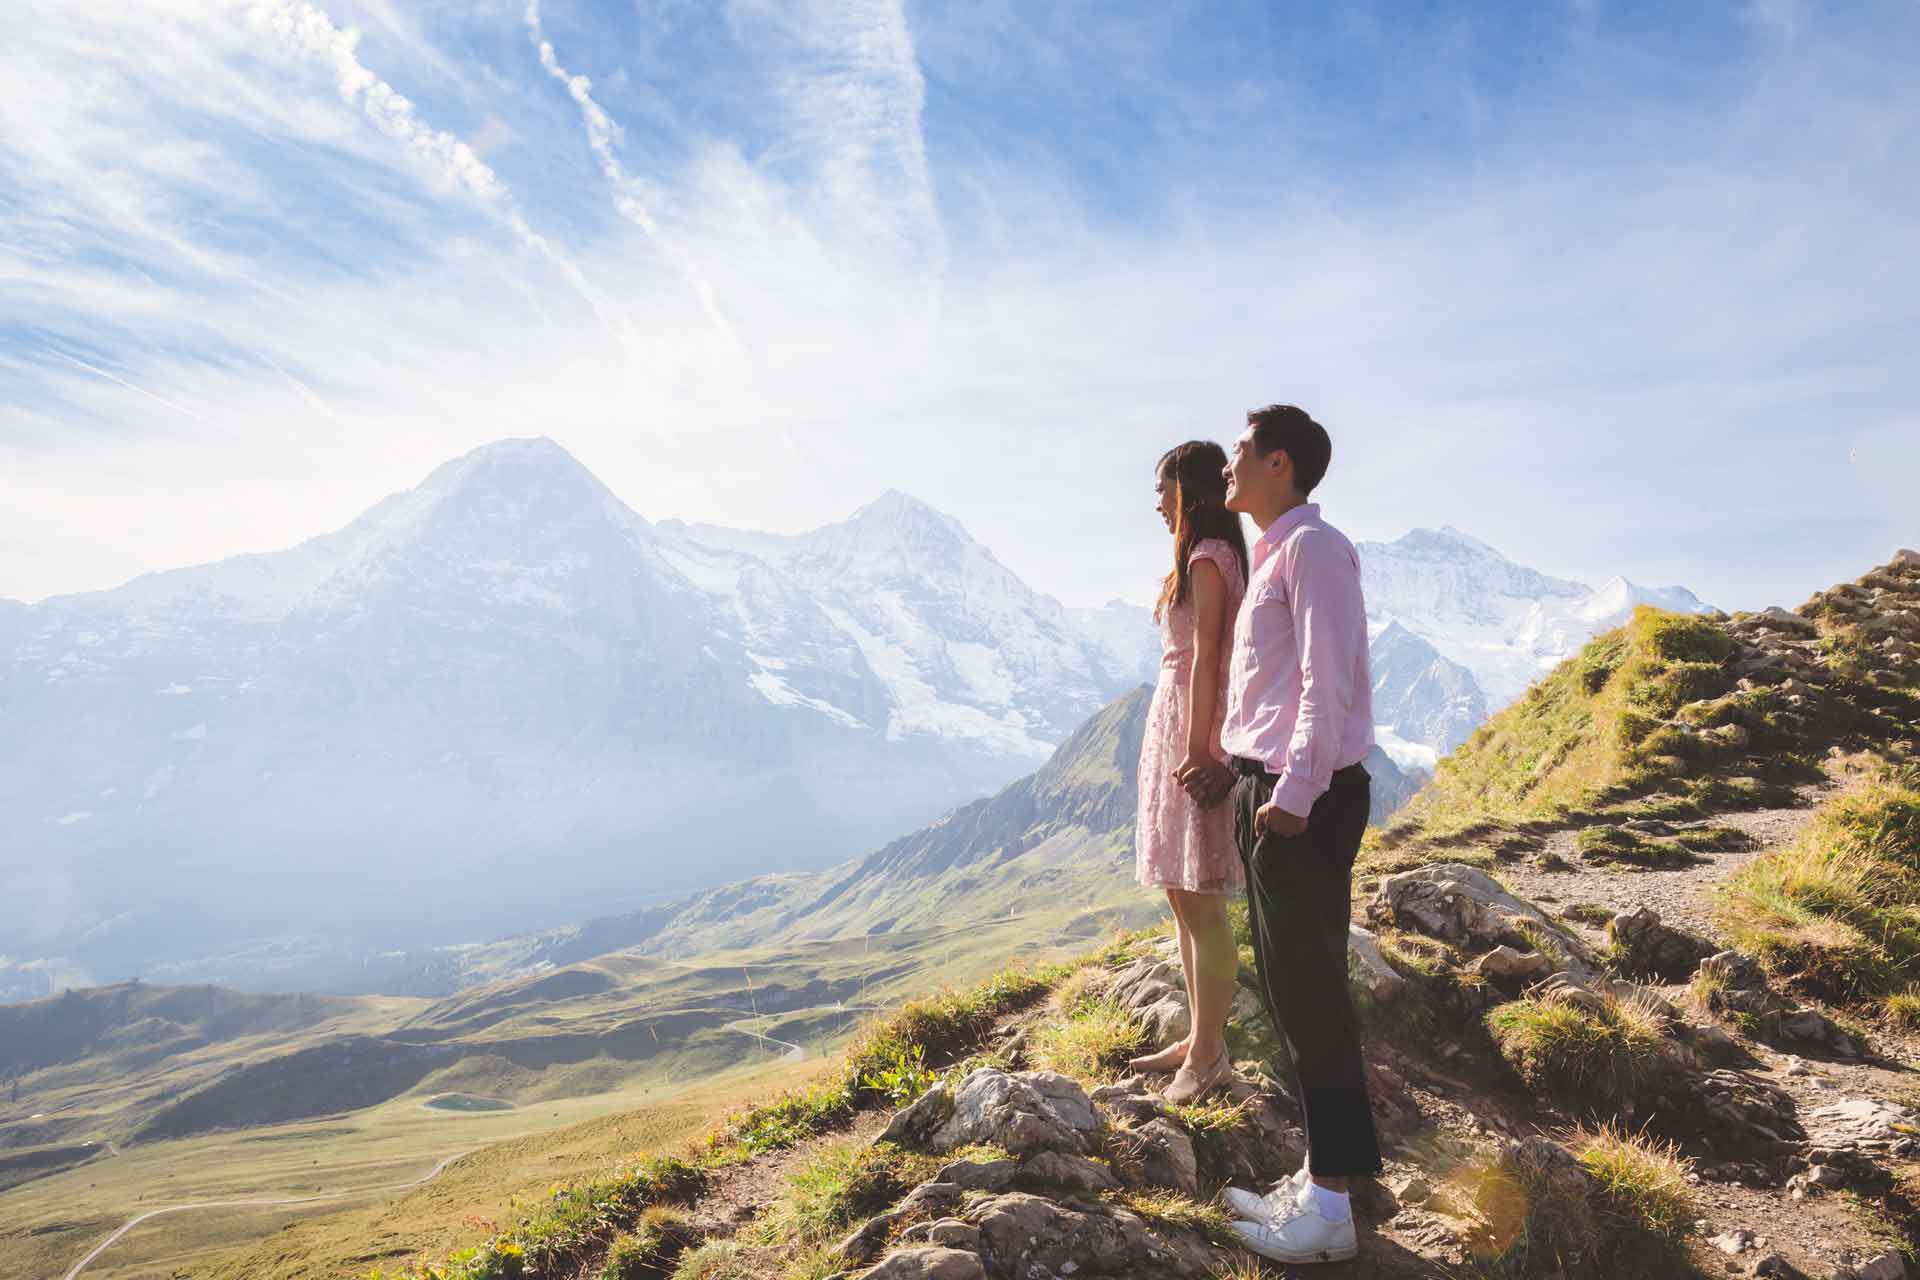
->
[1224, 427, 1291, 514]
[1223, 428, 1260, 513]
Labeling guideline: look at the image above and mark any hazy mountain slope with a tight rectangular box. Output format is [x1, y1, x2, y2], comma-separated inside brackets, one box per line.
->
[381, 690, 1420, 997]
[1368, 621, 1487, 760]
[0, 443, 1152, 999]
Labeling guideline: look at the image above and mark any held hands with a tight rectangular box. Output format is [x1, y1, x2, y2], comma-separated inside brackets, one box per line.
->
[1255, 802, 1309, 837]
[1172, 752, 1235, 808]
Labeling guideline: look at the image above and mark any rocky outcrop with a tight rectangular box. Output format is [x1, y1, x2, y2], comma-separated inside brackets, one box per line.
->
[1107, 956, 1191, 1047]
[1371, 863, 1599, 981]
[880, 1069, 1103, 1155]
[1803, 1097, 1920, 1154]
[966, 1192, 1215, 1279]
[1606, 907, 1716, 981]
[1696, 951, 1860, 1056]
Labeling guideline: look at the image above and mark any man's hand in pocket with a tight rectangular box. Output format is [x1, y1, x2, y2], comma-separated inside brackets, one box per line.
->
[1255, 802, 1308, 838]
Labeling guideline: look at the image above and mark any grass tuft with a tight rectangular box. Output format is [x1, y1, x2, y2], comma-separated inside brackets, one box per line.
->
[757, 1138, 910, 1246]
[1028, 997, 1146, 1083]
[1572, 1125, 1693, 1240]
[1485, 992, 1667, 1110]
[1716, 763, 1920, 1003]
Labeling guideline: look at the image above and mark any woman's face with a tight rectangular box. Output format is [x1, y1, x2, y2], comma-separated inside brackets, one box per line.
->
[1154, 470, 1176, 533]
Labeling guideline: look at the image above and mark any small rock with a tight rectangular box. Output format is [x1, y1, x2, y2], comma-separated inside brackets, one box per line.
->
[1713, 1227, 1756, 1255]
[1749, 1253, 1793, 1278]
[896, 1219, 982, 1251]
[1608, 907, 1717, 981]
[1125, 1117, 1199, 1196]
[1388, 1173, 1434, 1205]
[1475, 945, 1553, 981]
[1853, 1252, 1909, 1280]
[933, 1159, 1018, 1192]
[862, 1247, 988, 1280]
[1347, 924, 1411, 1002]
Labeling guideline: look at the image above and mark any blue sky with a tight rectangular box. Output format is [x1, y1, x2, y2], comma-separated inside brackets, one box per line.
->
[3, 0, 1916, 611]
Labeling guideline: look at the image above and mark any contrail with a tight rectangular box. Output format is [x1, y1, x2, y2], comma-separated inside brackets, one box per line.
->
[45, 350, 230, 431]
[523, 0, 739, 349]
[245, 0, 634, 346]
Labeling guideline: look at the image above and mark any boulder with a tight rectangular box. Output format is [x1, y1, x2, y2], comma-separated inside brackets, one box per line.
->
[863, 1247, 989, 1280]
[880, 1081, 956, 1147]
[1530, 973, 1611, 1019]
[1089, 1078, 1168, 1126]
[1607, 908, 1716, 981]
[1136, 995, 1191, 1048]
[966, 1192, 1214, 1279]
[1371, 864, 1598, 980]
[924, 1069, 1103, 1156]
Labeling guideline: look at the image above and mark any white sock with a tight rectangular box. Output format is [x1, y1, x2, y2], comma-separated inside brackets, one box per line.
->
[1307, 1181, 1352, 1223]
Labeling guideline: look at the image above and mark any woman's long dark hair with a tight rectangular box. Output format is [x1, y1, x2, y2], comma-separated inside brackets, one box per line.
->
[1155, 440, 1249, 622]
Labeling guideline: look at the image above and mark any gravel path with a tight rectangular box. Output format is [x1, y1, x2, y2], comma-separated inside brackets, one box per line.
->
[1496, 785, 1833, 945]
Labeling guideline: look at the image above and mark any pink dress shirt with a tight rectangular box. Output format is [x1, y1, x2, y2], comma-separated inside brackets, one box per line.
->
[1218, 503, 1375, 818]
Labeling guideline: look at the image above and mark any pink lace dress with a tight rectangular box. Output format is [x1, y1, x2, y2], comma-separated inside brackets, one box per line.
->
[1135, 538, 1247, 894]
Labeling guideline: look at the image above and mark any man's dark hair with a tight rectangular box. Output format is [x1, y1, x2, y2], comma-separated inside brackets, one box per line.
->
[1247, 404, 1332, 495]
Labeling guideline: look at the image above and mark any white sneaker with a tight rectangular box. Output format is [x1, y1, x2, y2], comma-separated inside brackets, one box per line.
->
[1221, 1162, 1310, 1220]
[1229, 1185, 1357, 1265]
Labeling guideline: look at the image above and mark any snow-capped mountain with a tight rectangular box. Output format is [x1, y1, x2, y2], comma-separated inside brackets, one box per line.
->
[0, 441, 1150, 998]
[653, 491, 1149, 759]
[1368, 622, 1487, 764]
[1358, 526, 1713, 714]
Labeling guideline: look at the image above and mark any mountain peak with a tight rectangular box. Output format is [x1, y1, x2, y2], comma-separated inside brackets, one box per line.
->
[849, 489, 961, 528]
[833, 490, 976, 553]
[1387, 525, 1509, 561]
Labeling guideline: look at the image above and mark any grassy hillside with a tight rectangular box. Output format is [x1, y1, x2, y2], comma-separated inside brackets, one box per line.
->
[1368, 576, 1918, 871]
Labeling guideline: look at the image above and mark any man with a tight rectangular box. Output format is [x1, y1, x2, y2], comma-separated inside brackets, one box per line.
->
[1176, 403, 1381, 1264]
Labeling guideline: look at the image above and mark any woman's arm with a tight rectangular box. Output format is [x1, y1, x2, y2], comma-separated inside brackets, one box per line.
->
[1181, 556, 1229, 764]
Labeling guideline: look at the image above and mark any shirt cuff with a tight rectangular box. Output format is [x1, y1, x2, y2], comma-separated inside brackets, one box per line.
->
[1269, 772, 1323, 820]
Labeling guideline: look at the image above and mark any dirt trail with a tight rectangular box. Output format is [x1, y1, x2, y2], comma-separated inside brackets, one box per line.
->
[1500, 785, 1833, 942]
[60, 1149, 474, 1280]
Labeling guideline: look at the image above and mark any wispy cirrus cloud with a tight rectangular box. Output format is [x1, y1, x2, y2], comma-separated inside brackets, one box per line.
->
[0, 0, 1915, 617]
[524, 0, 737, 346]
[245, 0, 635, 345]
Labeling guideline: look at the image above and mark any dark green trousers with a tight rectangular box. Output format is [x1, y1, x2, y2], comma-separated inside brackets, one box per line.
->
[1232, 759, 1384, 1178]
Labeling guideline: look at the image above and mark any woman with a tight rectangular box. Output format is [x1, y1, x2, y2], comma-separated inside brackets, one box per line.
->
[1128, 440, 1249, 1103]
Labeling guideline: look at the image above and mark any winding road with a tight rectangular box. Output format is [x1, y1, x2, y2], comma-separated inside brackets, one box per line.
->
[60, 1149, 473, 1280]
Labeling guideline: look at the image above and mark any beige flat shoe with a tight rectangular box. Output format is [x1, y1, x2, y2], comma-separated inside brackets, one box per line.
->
[1164, 1046, 1234, 1104]
[1128, 1040, 1192, 1074]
